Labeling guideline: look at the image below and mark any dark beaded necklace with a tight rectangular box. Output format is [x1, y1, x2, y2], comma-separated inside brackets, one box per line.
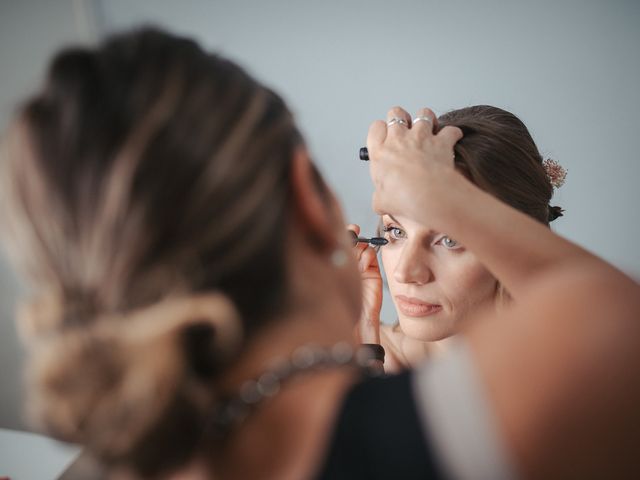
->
[210, 342, 383, 434]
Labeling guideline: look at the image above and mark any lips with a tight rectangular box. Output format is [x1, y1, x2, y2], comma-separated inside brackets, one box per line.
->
[394, 295, 442, 317]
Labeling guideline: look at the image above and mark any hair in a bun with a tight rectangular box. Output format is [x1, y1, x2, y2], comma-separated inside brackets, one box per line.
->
[26, 294, 240, 475]
[439, 106, 564, 227]
[3, 27, 302, 477]
[548, 205, 565, 223]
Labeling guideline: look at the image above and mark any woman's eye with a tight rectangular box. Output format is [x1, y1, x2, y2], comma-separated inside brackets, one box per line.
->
[440, 236, 461, 249]
[382, 225, 406, 240]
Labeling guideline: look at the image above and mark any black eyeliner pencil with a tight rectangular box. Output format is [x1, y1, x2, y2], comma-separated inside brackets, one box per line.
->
[358, 236, 388, 246]
[349, 230, 388, 246]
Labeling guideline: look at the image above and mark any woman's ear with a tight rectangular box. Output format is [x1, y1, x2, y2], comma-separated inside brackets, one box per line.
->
[289, 147, 339, 252]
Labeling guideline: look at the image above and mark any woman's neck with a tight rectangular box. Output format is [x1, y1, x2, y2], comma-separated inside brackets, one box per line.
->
[210, 289, 360, 479]
[383, 323, 460, 371]
[425, 335, 460, 358]
[216, 366, 357, 480]
[218, 298, 357, 392]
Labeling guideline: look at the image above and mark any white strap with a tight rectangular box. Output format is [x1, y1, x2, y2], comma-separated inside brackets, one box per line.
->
[411, 339, 517, 480]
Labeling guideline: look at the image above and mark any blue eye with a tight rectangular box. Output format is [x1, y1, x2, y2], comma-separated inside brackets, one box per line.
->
[382, 225, 406, 240]
[440, 236, 460, 249]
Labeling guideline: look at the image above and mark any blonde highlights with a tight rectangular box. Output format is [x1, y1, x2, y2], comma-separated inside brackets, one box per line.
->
[2, 28, 302, 477]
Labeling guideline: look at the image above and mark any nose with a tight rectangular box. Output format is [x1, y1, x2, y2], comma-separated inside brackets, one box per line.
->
[393, 239, 434, 285]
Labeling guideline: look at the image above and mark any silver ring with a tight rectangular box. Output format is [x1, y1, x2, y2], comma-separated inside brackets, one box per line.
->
[387, 117, 408, 127]
[413, 116, 433, 125]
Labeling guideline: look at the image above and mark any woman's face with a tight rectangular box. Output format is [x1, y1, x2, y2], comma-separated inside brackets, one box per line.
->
[380, 214, 498, 341]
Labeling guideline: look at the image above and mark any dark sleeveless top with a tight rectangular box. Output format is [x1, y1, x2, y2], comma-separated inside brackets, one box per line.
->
[315, 370, 445, 479]
[61, 372, 446, 479]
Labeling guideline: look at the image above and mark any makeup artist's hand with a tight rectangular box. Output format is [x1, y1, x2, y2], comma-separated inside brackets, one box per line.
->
[367, 106, 463, 222]
[347, 224, 382, 344]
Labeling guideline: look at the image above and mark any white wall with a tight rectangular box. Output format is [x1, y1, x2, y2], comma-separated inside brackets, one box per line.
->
[1, 0, 639, 429]
[97, 0, 640, 276]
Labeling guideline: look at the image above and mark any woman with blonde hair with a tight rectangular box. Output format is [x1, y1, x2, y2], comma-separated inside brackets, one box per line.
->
[2, 27, 639, 479]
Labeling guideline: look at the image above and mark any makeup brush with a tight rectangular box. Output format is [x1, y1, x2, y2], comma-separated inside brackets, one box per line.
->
[349, 229, 388, 247]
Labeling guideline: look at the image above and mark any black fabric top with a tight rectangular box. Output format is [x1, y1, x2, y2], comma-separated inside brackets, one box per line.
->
[315, 370, 445, 479]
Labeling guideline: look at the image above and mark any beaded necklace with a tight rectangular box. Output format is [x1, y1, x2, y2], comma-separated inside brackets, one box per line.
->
[210, 342, 383, 434]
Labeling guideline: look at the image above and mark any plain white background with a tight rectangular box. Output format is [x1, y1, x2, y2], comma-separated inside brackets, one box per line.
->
[1, 0, 639, 430]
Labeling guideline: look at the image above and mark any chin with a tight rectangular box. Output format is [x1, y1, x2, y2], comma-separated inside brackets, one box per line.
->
[397, 315, 456, 342]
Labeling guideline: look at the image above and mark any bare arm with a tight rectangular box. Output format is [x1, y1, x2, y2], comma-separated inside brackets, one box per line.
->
[467, 267, 640, 478]
[415, 167, 614, 299]
[366, 107, 631, 300]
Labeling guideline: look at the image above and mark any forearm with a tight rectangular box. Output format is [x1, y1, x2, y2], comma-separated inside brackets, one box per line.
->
[465, 267, 640, 477]
[420, 167, 626, 299]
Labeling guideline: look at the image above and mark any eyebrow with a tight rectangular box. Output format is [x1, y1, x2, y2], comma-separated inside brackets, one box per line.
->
[384, 214, 401, 225]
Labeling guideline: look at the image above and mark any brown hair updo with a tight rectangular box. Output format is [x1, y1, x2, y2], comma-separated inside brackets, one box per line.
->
[438, 105, 563, 225]
[1, 27, 303, 477]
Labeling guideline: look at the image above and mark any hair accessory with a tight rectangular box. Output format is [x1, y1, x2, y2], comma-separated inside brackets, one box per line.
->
[387, 118, 408, 127]
[548, 205, 565, 222]
[542, 158, 567, 189]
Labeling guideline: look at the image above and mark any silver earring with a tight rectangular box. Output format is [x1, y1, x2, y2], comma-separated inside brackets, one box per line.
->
[330, 249, 348, 268]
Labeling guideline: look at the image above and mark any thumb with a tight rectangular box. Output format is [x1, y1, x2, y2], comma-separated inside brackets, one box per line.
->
[438, 125, 464, 146]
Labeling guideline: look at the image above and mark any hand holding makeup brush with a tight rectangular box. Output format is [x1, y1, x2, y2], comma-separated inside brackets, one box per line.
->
[347, 224, 383, 345]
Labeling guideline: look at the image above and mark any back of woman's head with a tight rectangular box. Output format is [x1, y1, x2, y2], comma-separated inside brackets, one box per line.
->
[1, 27, 303, 476]
[439, 105, 563, 225]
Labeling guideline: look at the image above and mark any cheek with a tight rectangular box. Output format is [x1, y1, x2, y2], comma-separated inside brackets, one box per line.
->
[380, 248, 400, 289]
[438, 254, 496, 309]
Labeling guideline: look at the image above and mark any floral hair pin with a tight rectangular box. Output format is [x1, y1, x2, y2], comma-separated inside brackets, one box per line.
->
[542, 158, 567, 189]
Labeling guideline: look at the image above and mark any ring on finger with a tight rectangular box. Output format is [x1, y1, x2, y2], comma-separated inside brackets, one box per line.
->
[413, 116, 433, 125]
[387, 117, 409, 127]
